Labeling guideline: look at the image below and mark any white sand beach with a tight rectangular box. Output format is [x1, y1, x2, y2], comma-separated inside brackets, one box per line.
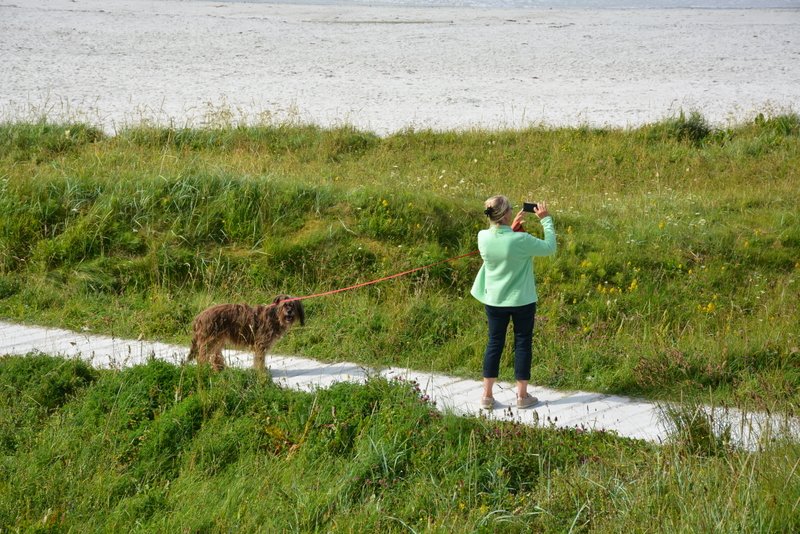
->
[2, 0, 799, 133]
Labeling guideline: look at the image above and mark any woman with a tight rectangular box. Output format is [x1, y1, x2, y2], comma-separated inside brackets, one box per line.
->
[470, 195, 557, 409]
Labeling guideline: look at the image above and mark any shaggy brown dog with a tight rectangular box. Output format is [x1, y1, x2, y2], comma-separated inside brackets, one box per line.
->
[188, 295, 305, 371]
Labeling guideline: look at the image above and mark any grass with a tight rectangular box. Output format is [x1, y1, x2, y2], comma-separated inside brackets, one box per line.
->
[0, 114, 798, 416]
[0, 114, 798, 530]
[1, 353, 798, 532]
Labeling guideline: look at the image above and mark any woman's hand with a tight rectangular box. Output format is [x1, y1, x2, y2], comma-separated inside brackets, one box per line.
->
[511, 210, 526, 232]
[534, 201, 550, 219]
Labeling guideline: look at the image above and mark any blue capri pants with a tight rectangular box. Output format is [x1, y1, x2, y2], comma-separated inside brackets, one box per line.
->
[482, 302, 537, 381]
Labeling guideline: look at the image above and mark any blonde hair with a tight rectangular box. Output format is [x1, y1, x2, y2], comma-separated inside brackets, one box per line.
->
[483, 195, 511, 225]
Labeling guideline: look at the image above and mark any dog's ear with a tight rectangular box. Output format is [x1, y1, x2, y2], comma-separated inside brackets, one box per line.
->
[296, 300, 305, 326]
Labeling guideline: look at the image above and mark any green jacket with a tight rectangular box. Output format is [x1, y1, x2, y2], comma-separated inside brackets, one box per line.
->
[470, 216, 556, 307]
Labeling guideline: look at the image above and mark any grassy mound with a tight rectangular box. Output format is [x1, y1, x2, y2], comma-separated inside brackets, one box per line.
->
[0, 115, 798, 410]
[1, 354, 798, 532]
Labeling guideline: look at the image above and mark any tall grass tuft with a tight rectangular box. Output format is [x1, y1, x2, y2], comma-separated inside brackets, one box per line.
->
[646, 110, 712, 146]
[0, 120, 104, 161]
[664, 403, 732, 457]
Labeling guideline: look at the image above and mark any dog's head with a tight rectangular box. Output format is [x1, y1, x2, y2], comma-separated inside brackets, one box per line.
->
[271, 295, 305, 327]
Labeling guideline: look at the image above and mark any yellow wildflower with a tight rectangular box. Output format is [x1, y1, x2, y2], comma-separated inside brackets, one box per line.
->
[697, 302, 716, 313]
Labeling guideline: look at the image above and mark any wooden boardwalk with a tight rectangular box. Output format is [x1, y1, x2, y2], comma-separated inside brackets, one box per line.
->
[1, 320, 795, 450]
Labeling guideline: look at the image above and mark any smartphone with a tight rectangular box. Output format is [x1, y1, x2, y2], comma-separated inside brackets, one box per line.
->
[523, 202, 538, 213]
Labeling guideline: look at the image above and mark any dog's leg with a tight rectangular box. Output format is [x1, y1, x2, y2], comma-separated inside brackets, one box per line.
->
[253, 349, 266, 371]
[197, 337, 224, 369]
[196, 338, 215, 366]
[212, 351, 226, 371]
[196, 341, 208, 365]
[188, 336, 199, 362]
[208, 338, 226, 370]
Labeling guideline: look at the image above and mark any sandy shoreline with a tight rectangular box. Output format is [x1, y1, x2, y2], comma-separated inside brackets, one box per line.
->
[2, 0, 799, 134]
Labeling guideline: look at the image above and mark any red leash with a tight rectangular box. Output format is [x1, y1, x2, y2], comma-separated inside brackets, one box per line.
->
[282, 250, 480, 304]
